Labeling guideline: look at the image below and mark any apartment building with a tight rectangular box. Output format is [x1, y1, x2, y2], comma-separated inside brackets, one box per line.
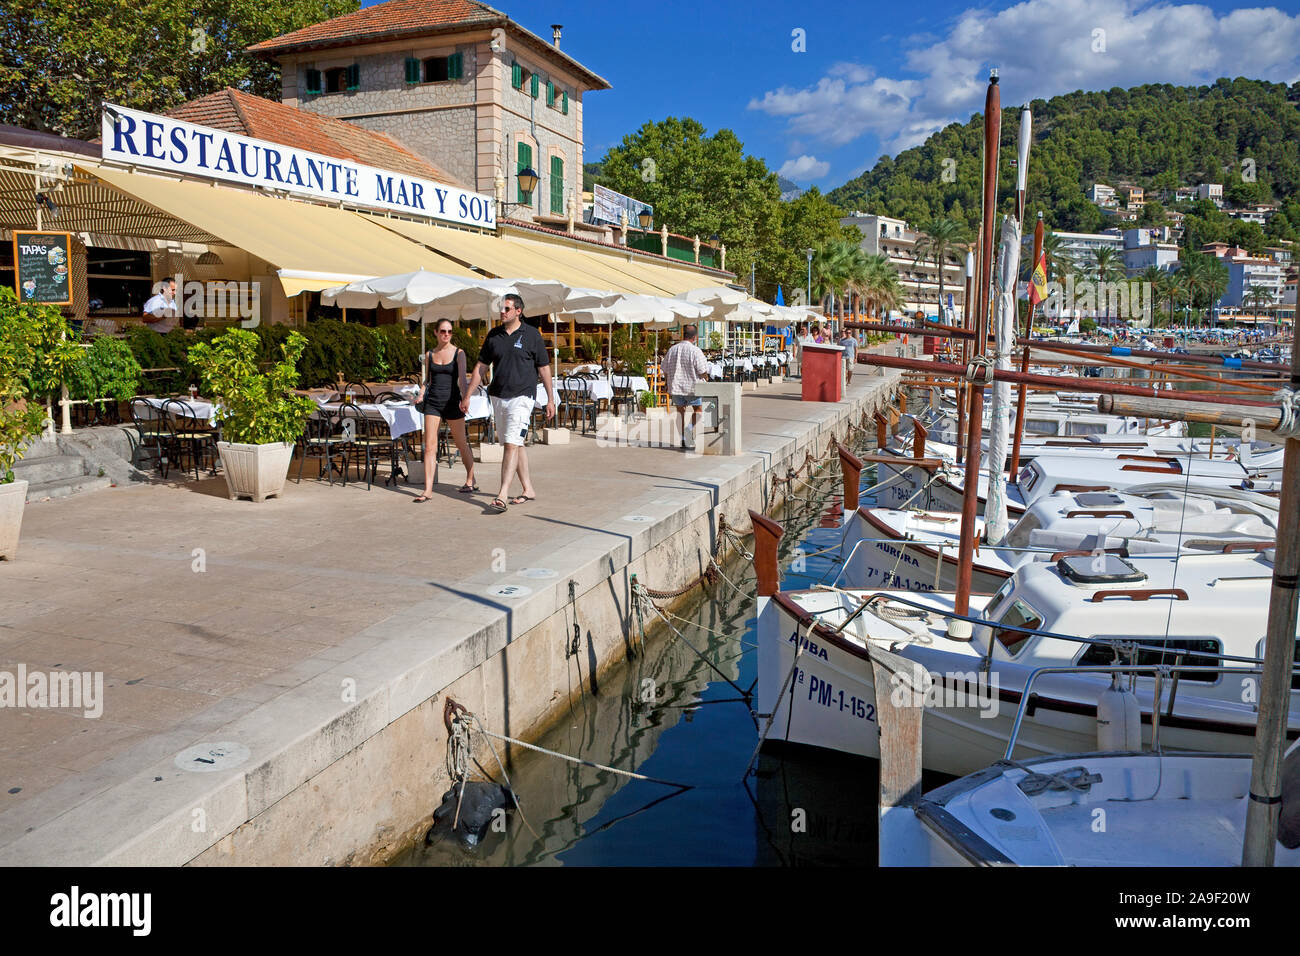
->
[249, 0, 611, 224]
[840, 212, 967, 320]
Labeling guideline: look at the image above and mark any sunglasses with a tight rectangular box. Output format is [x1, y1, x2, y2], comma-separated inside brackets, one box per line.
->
[436, 328, 453, 333]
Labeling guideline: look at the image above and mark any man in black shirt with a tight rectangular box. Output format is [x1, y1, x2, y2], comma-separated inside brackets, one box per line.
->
[461, 293, 556, 511]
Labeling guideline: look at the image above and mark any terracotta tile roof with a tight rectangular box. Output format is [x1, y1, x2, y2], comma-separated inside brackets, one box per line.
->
[247, 0, 610, 90]
[165, 88, 463, 187]
[248, 0, 499, 53]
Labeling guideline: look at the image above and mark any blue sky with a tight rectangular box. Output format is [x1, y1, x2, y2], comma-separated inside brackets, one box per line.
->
[369, 0, 1300, 190]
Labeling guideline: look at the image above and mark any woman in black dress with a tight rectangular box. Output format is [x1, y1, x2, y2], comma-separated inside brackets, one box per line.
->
[413, 319, 476, 501]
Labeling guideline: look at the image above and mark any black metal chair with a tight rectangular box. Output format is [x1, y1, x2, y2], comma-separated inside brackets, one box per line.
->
[558, 375, 597, 434]
[342, 382, 374, 403]
[297, 408, 351, 485]
[610, 377, 635, 418]
[128, 399, 170, 474]
[339, 403, 400, 489]
[162, 399, 218, 481]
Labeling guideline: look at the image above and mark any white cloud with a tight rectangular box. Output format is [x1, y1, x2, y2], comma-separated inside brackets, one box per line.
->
[778, 155, 831, 180]
[749, 0, 1300, 157]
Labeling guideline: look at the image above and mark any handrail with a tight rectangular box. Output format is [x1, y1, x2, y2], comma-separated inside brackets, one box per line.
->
[1221, 541, 1274, 554]
[1050, 547, 1130, 561]
[1003, 662, 1269, 761]
[1053, 483, 1111, 493]
[1089, 588, 1189, 603]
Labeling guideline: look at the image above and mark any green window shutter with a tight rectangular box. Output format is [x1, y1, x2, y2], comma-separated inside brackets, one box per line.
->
[550, 155, 564, 215]
[546, 80, 555, 106]
[517, 142, 533, 204]
[346, 63, 360, 90]
[404, 58, 419, 83]
[305, 69, 322, 93]
[561, 91, 568, 115]
[511, 61, 522, 89]
[530, 73, 539, 98]
[448, 52, 463, 80]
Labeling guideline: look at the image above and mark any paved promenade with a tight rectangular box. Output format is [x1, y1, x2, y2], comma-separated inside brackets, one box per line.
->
[0, 370, 901, 864]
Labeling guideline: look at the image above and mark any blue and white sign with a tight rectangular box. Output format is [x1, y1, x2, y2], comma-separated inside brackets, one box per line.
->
[100, 103, 496, 229]
[592, 183, 651, 228]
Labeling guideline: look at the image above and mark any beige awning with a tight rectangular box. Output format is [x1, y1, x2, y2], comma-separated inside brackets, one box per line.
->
[87, 165, 477, 294]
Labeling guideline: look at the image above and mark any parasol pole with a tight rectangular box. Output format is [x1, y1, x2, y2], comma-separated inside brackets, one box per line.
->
[953, 68, 1001, 628]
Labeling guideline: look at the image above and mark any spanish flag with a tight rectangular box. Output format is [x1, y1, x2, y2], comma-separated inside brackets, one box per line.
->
[1028, 253, 1048, 305]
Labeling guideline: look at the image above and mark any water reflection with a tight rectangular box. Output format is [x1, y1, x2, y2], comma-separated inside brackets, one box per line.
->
[394, 455, 885, 867]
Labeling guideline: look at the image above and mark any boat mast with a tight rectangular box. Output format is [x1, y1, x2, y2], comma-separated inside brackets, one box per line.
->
[953, 69, 1001, 628]
[1009, 213, 1044, 478]
[956, 251, 976, 465]
[1242, 344, 1300, 865]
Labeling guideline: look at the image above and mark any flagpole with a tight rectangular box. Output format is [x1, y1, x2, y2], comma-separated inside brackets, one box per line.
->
[1009, 213, 1044, 478]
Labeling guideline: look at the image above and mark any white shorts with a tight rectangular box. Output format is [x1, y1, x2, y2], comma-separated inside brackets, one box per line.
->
[491, 395, 535, 446]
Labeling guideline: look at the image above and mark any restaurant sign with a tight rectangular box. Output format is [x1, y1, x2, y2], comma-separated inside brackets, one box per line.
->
[13, 231, 73, 305]
[100, 104, 496, 229]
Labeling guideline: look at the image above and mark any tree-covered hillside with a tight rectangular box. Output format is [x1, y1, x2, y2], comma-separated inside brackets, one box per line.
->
[826, 78, 1300, 241]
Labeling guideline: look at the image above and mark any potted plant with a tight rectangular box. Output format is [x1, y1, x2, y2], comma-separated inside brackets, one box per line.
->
[188, 328, 315, 502]
[0, 289, 66, 559]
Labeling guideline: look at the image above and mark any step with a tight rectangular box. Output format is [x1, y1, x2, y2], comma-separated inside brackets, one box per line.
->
[24, 475, 114, 503]
[17, 438, 61, 461]
[13, 455, 86, 485]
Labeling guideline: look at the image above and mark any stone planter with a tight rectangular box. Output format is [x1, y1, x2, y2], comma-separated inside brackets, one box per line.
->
[216, 441, 294, 502]
[0, 479, 28, 560]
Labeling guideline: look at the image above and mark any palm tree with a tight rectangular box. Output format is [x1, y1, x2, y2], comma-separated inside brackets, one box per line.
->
[1090, 246, 1125, 325]
[859, 254, 903, 319]
[1245, 287, 1275, 328]
[810, 240, 855, 317]
[1154, 271, 1179, 328]
[1203, 257, 1229, 326]
[915, 218, 969, 324]
[1138, 266, 1165, 327]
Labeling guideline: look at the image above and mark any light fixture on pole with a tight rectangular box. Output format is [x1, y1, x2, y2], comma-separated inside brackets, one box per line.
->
[638, 207, 653, 230]
[497, 165, 540, 216]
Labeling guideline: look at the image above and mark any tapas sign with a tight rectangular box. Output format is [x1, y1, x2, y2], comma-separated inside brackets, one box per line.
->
[13, 231, 73, 305]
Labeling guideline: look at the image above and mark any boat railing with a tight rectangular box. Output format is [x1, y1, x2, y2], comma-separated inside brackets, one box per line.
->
[1004, 662, 1273, 761]
[814, 587, 1299, 679]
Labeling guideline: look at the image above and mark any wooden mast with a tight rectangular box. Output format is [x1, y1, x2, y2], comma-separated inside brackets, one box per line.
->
[956, 251, 975, 465]
[1242, 344, 1300, 865]
[952, 70, 1001, 626]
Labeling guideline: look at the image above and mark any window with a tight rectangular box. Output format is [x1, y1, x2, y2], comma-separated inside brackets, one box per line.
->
[550, 155, 564, 215]
[511, 61, 523, 89]
[561, 91, 568, 115]
[546, 80, 555, 107]
[305, 69, 322, 94]
[517, 141, 533, 205]
[1078, 638, 1224, 684]
[993, 599, 1043, 655]
[530, 73, 539, 98]
[324, 65, 359, 93]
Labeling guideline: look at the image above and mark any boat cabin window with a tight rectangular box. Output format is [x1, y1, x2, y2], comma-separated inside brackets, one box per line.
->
[994, 599, 1044, 655]
[1025, 417, 1057, 435]
[1254, 638, 1300, 690]
[1056, 554, 1146, 585]
[984, 576, 1017, 620]
[1075, 492, 1126, 508]
[1066, 421, 1109, 436]
[1004, 513, 1042, 549]
[1018, 463, 1039, 494]
[1077, 638, 1223, 684]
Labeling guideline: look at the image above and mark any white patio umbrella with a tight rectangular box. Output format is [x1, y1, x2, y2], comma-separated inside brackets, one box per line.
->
[561, 295, 709, 367]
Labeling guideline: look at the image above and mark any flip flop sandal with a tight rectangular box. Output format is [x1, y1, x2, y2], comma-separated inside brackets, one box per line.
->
[509, 495, 535, 504]
[413, 494, 432, 503]
[490, 498, 508, 512]
[457, 483, 479, 493]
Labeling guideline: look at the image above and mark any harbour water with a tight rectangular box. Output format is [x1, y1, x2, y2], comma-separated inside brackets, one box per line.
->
[394, 452, 938, 867]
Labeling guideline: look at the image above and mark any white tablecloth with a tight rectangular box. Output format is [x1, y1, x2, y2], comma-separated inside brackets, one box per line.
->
[316, 402, 422, 439]
[136, 396, 217, 423]
[611, 375, 650, 392]
[558, 377, 613, 401]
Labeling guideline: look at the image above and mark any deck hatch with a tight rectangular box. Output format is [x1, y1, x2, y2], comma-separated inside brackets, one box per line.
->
[1056, 554, 1147, 585]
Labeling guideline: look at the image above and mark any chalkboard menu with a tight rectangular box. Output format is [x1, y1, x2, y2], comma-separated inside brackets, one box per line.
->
[12, 231, 73, 306]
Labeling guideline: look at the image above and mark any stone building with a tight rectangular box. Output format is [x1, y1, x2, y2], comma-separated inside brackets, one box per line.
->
[248, 0, 610, 224]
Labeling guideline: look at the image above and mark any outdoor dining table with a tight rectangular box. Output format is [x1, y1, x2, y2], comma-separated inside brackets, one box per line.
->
[559, 377, 613, 401]
[313, 400, 423, 439]
[611, 374, 650, 393]
[136, 396, 219, 423]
